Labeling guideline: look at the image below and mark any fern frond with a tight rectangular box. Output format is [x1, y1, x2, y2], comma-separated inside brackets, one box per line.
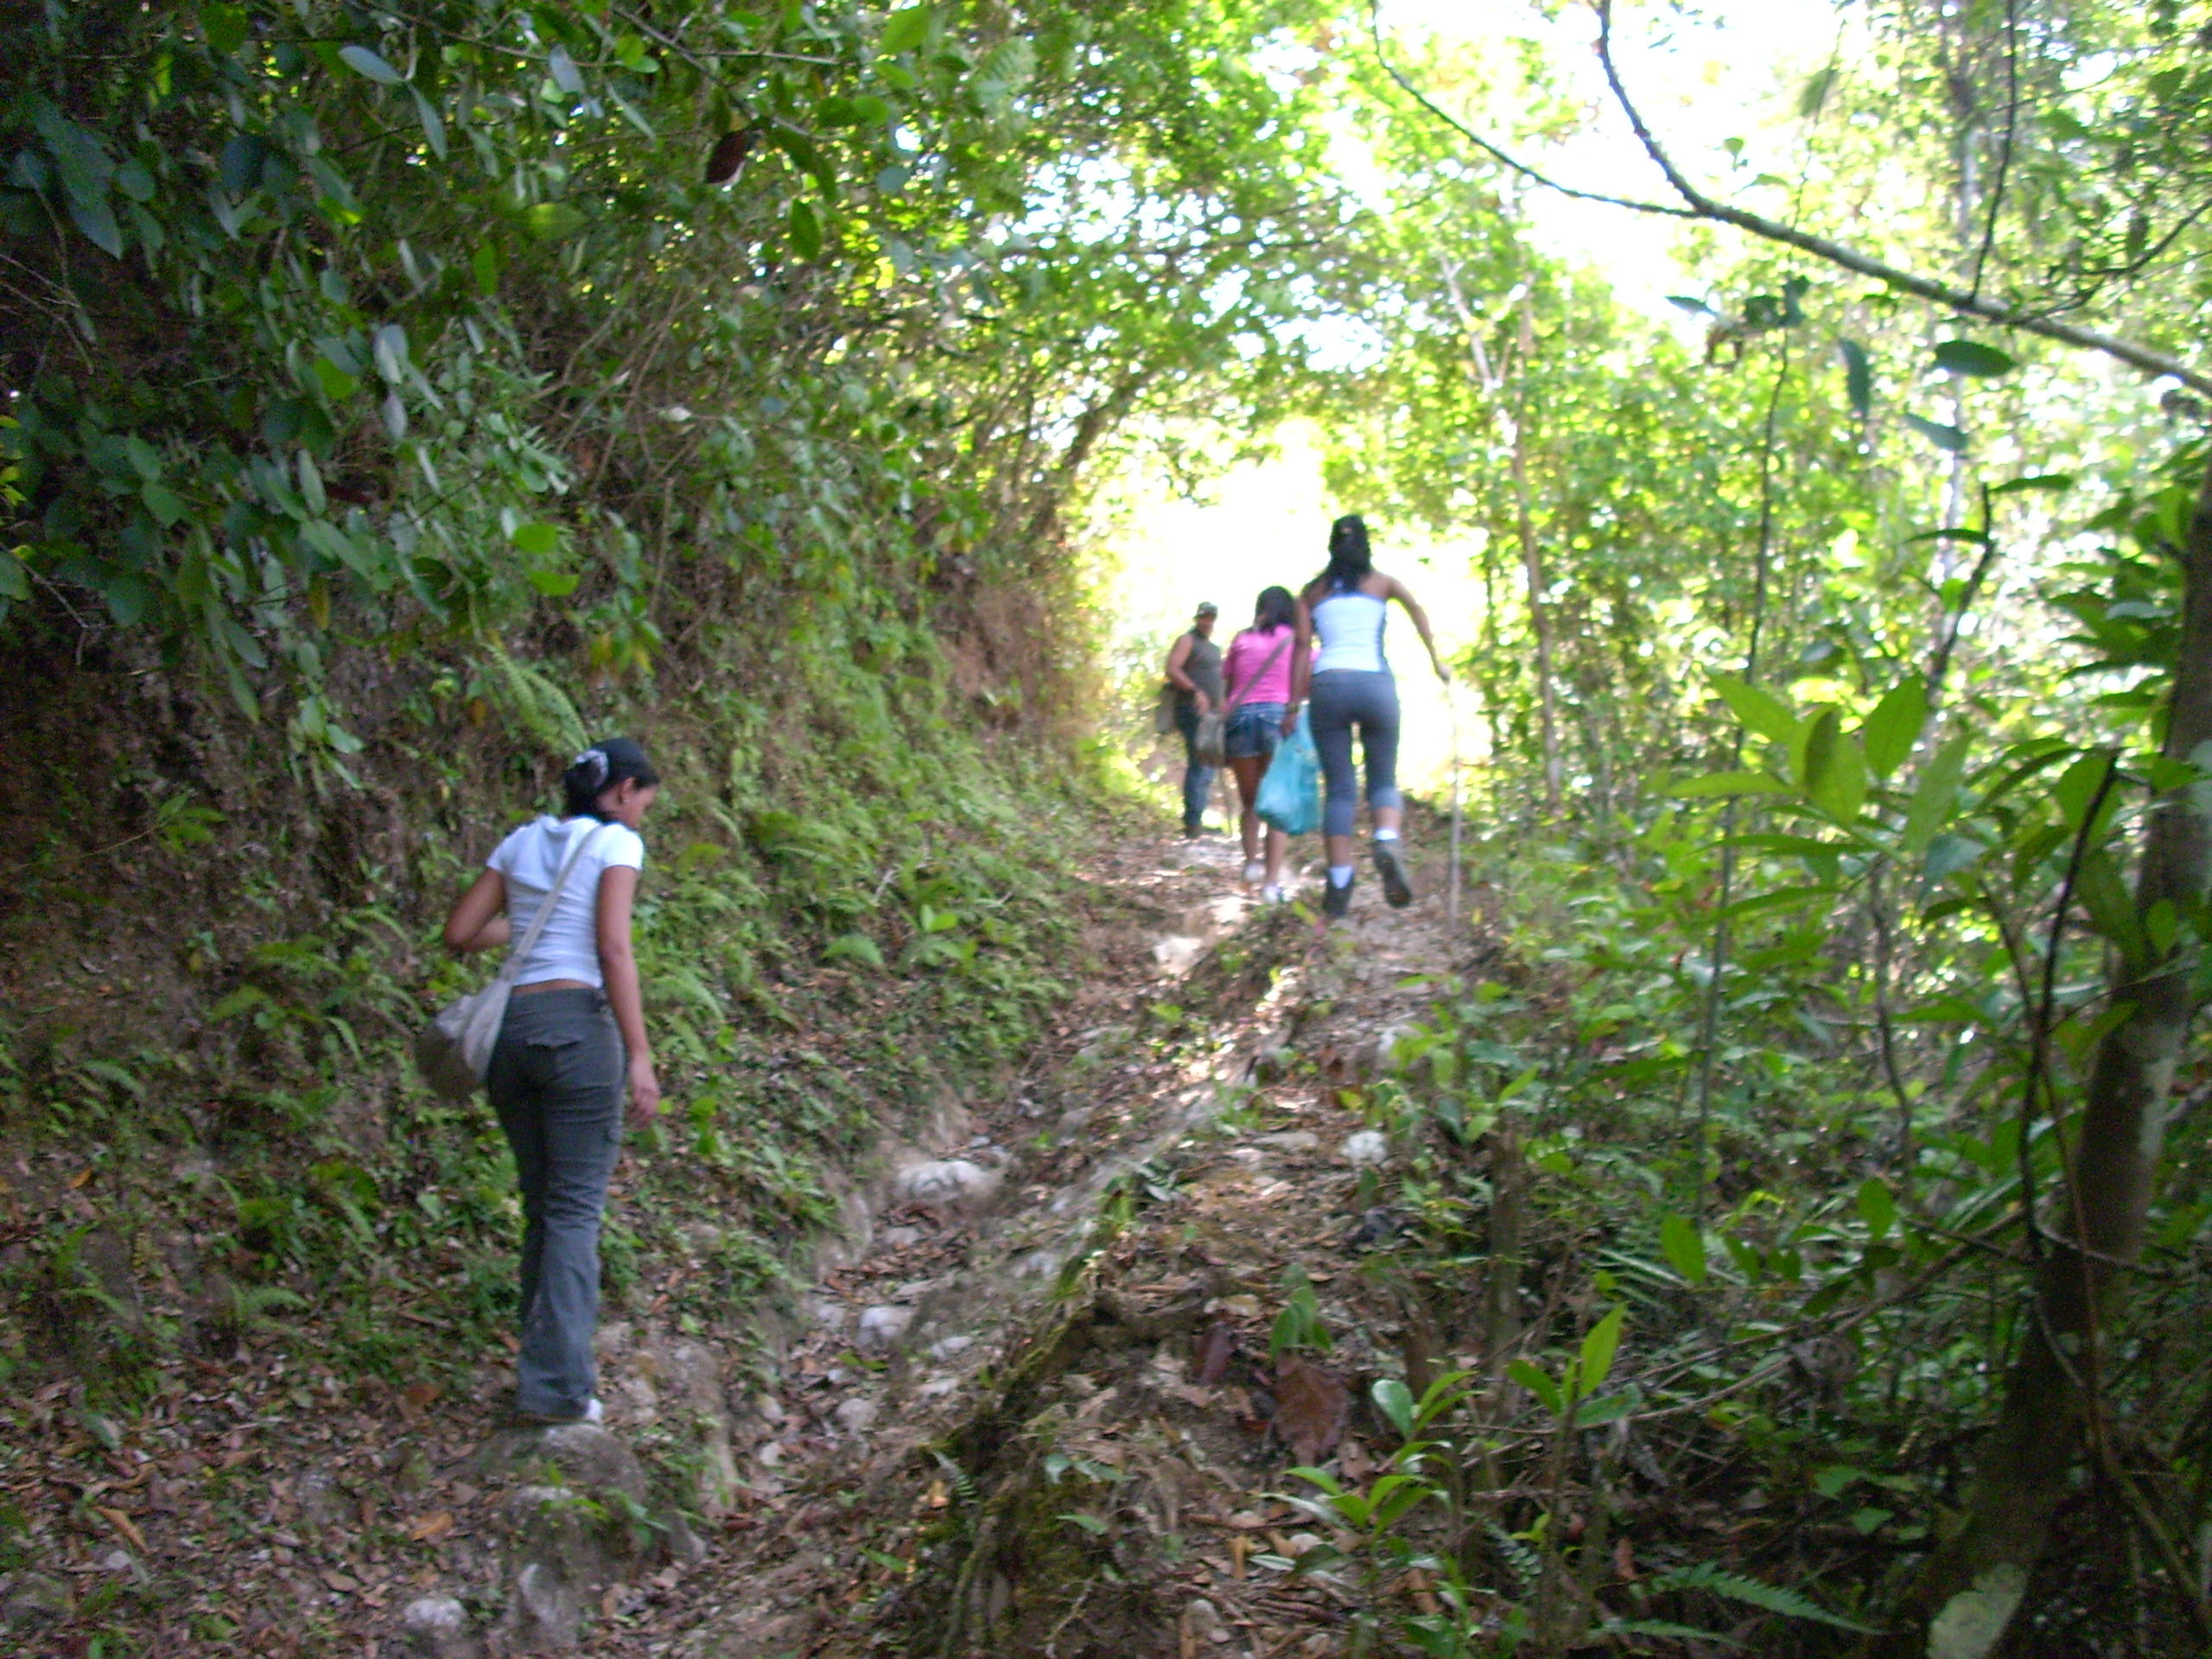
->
[1650, 1560, 1880, 1634]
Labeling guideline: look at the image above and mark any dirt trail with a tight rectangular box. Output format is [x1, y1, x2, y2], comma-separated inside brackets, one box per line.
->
[607, 824, 1484, 1659]
[0, 818, 1482, 1659]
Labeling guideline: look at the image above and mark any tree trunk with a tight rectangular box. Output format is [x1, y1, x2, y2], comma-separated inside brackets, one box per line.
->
[1439, 270, 1564, 821]
[1894, 446, 2212, 1655]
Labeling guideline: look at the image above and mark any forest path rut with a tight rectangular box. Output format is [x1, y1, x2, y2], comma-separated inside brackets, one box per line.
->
[601, 820, 1487, 1659]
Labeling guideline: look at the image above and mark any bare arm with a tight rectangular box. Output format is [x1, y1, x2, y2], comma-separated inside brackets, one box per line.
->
[443, 868, 511, 953]
[1164, 632, 1210, 710]
[1287, 597, 1314, 728]
[1388, 575, 1449, 683]
[595, 866, 660, 1128]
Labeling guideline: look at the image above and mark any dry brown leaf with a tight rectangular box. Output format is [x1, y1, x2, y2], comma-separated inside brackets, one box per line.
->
[97, 1506, 146, 1551]
[405, 1510, 454, 1543]
[404, 1382, 440, 1410]
[1195, 1320, 1236, 1386]
[68, 1168, 93, 1189]
[1272, 1355, 1348, 1466]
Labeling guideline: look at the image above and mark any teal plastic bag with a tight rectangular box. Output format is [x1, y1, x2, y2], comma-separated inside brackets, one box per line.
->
[1255, 709, 1321, 836]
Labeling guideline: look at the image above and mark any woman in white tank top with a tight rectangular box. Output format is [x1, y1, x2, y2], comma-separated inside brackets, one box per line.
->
[1288, 515, 1448, 918]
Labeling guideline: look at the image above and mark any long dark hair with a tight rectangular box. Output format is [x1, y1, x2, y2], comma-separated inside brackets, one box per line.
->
[1252, 585, 1296, 633]
[1319, 513, 1373, 595]
[562, 736, 658, 818]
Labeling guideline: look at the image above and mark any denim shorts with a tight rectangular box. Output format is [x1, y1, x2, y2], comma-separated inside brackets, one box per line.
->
[1224, 702, 1287, 760]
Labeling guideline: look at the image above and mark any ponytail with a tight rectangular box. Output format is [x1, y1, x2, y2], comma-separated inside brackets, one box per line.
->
[1319, 513, 1373, 595]
[562, 736, 658, 819]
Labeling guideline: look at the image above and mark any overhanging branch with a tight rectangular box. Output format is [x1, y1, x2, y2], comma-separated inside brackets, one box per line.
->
[1365, 0, 1694, 221]
[1587, 0, 2212, 397]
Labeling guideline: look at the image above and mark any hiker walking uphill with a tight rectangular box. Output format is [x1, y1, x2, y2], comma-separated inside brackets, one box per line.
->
[1163, 601, 1224, 837]
[441, 739, 664, 1426]
[1291, 514, 1449, 919]
[1221, 584, 1307, 900]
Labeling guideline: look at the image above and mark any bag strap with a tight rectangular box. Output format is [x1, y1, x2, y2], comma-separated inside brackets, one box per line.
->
[1226, 631, 1294, 713]
[497, 820, 613, 985]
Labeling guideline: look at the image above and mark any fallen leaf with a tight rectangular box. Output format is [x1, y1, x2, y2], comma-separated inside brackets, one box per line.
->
[404, 1382, 440, 1411]
[1195, 1320, 1236, 1386]
[1338, 1435, 1375, 1483]
[320, 1568, 359, 1593]
[69, 1168, 93, 1189]
[1273, 1355, 1348, 1465]
[405, 1511, 454, 1542]
[98, 1506, 146, 1551]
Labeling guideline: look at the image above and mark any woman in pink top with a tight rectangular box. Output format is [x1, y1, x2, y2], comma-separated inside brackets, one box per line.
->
[1221, 586, 1306, 899]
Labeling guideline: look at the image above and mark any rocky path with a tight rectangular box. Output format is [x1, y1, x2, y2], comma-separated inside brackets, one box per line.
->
[593, 822, 1484, 1659]
[1, 816, 1483, 1659]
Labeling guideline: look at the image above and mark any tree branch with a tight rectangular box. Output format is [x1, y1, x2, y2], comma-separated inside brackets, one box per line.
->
[1589, 0, 2212, 397]
[1364, 1, 1694, 222]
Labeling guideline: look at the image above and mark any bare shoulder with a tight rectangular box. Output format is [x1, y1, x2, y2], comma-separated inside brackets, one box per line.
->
[1375, 569, 1415, 601]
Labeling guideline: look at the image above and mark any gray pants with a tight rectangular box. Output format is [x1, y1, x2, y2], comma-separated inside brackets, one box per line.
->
[1309, 670, 1402, 838]
[487, 988, 626, 1418]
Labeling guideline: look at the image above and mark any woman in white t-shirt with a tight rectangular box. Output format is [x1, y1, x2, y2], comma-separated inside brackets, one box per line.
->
[441, 737, 663, 1425]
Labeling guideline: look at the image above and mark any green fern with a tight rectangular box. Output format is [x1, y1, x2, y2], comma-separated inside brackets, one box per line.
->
[1650, 1560, 1880, 1634]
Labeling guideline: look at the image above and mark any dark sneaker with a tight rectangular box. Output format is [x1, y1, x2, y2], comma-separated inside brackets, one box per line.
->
[1322, 875, 1355, 919]
[1372, 840, 1414, 908]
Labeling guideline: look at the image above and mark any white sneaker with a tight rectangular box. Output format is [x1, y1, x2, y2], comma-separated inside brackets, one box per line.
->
[1242, 858, 1266, 886]
[584, 1396, 604, 1424]
[1261, 884, 1287, 905]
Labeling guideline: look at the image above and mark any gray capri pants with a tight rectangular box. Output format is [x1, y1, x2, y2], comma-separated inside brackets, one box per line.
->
[486, 987, 626, 1419]
[1308, 670, 1402, 837]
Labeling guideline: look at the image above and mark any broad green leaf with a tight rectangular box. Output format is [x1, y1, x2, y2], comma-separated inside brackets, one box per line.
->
[1709, 671, 1796, 746]
[1671, 771, 1789, 799]
[511, 522, 561, 556]
[1991, 473, 2073, 497]
[2052, 749, 2119, 836]
[1574, 1390, 1637, 1428]
[411, 91, 447, 160]
[788, 197, 824, 258]
[880, 5, 932, 55]
[1901, 731, 1972, 855]
[1838, 339, 1872, 419]
[526, 569, 580, 597]
[1856, 1178, 1896, 1241]
[1803, 709, 1868, 823]
[1904, 412, 1967, 453]
[67, 188, 124, 258]
[1923, 832, 1986, 882]
[1861, 678, 1928, 781]
[524, 201, 587, 240]
[1933, 339, 2016, 378]
[372, 323, 410, 385]
[200, 3, 248, 54]
[2075, 847, 2141, 957]
[1659, 1212, 1707, 1285]
[1506, 1359, 1563, 1418]
[1577, 1306, 1625, 1396]
[548, 44, 583, 93]
[338, 44, 404, 86]
[1370, 1377, 1414, 1440]
[1812, 1465, 1861, 1499]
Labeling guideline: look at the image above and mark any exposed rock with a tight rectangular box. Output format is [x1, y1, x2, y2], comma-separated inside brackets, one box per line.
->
[1340, 1129, 1389, 1166]
[472, 1422, 649, 1503]
[1180, 1595, 1230, 1644]
[833, 1397, 880, 1433]
[294, 1465, 352, 1529]
[1255, 1130, 1319, 1153]
[927, 1334, 975, 1359]
[399, 1594, 481, 1659]
[855, 1305, 914, 1351]
[880, 1224, 925, 1249]
[498, 1484, 627, 1651]
[893, 1159, 1001, 1211]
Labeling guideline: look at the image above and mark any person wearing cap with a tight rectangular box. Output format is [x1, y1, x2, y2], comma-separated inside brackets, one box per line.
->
[441, 737, 664, 1425]
[1164, 601, 1224, 837]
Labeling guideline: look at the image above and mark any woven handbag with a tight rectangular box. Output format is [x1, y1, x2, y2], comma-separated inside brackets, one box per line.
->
[416, 822, 608, 1101]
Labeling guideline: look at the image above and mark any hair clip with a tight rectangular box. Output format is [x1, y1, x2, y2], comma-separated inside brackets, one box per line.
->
[571, 747, 609, 787]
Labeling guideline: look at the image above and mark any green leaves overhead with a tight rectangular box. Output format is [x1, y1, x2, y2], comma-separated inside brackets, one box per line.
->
[1862, 678, 1929, 780]
[1932, 339, 2017, 378]
[1904, 412, 1968, 453]
[337, 44, 405, 86]
[1839, 338, 1873, 419]
[879, 5, 934, 56]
